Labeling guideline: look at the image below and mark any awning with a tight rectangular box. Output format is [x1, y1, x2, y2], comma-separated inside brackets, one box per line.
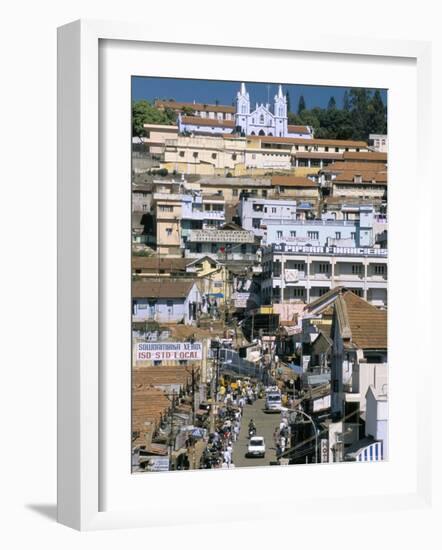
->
[207, 293, 224, 298]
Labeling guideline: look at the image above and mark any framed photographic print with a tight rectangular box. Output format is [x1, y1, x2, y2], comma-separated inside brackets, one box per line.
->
[57, 19, 433, 530]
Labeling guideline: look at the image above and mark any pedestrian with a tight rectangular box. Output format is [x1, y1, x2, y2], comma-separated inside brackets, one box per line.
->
[223, 449, 232, 467]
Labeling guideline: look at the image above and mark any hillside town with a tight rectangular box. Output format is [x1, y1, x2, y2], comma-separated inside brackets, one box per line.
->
[131, 82, 388, 472]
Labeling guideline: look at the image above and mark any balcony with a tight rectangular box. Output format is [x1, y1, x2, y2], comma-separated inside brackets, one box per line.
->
[270, 243, 388, 257]
[183, 210, 225, 221]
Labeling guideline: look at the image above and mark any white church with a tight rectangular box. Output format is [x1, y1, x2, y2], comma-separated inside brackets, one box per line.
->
[178, 82, 314, 139]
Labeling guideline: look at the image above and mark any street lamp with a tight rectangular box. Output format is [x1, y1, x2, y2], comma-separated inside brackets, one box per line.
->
[289, 407, 319, 464]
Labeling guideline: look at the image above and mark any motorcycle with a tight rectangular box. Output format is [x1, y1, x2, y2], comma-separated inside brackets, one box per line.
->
[248, 426, 256, 438]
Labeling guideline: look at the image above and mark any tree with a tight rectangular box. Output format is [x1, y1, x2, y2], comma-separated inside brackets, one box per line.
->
[285, 91, 291, 113]
[349, 88, 371, 140]
[297, 95, 306, 114]
[367, 89, 387, 135]
[132, 100, 176, 137]
[343, 90, 350, 111]
[327, 96, 337, 110]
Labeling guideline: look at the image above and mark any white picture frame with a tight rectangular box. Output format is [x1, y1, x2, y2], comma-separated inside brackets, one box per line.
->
[57, 19, 434, 531]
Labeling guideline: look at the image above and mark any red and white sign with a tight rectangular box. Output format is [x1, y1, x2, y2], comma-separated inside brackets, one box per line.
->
[136, 342, 203, 361]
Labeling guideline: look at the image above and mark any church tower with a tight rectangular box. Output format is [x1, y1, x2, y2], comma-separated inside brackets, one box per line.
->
[274, 84, 288, 137]
[235, 82, 250, 135]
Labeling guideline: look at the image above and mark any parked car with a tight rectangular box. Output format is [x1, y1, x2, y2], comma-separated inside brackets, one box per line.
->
[247, 436, 266, 458]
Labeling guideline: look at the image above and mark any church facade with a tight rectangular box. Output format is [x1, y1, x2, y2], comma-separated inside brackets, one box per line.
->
[178, 83, 313, 139]
[235, 83, 312, 139]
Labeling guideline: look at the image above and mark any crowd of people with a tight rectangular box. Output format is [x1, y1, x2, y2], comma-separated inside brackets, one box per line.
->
[273, 411, 292, 458]
[200, 379, 262, 469]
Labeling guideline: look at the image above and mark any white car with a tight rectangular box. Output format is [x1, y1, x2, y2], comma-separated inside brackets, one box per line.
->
[247, 436, 266, 458]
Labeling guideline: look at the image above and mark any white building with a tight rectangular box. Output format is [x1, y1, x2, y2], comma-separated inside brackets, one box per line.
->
[265, 205, 378, 248]
[238, 196, 298, 239]
[369, 133, 388, 153]
[132, 280, 202, 325]
[177, 83, 314, 139]
[364, 384, 389, 460]
[235, 83, 313, 138]
[261, 242, 388, 306]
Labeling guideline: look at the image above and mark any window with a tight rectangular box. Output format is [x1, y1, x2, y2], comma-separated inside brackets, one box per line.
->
[335, 147, 339, 152]
[159, 205, 173, 212]
[335, 232, 341, 239]
[165, 228, 173, 237]
[292, 288, 305, 298]
[277, 231, 283, 239]
[232, 153, 237, 160]
[193, 151, 198, 158]
[374, 264, 386, 275]
[212, 204, 223, 211]
[318, 263, 330, 273]
[260, 114, 264, 124]
[166, 300, 173, 308]
[232, 189, 238, 196]
[351, 232, 356, 240]
[352, 289, 363, 297]
[179, 151, 185, 157]
[262, 190, 267, 197]
[272, 207, 277, 213]
[212, 153, 217, 159]
[290, 231, 296, 238]
[241, 105, 246, 114]
[352, 264, 363, 275]
[318, 288, 329, 296]
[142, 204, 148, 211]
[325, 147, 329, 152]
[293, 262, 304, 271]
[308, 231, 319, 240]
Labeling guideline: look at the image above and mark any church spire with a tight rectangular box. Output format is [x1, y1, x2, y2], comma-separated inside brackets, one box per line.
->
[240, 82, 247, 96]
[277, 84, 283, 98]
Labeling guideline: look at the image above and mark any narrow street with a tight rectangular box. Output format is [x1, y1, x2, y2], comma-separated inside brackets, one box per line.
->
[232, 397, 281, 467]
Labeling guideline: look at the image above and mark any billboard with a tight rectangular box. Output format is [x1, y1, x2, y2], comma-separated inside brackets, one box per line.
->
[136, 342, 203, 361]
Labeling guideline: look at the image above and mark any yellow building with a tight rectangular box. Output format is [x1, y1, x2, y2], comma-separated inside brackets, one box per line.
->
[186, 256, 232, 306]
[153, 191, 183, 256]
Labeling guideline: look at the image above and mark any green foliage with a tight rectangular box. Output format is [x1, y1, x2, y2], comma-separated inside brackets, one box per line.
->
[327, 96, 337, 110]
[181, 105, 195, 116]
[132, 100, 176, 137]
[150, 168, 169, 177]
[297, 95, 306, 114]
[285, 91, 291, 113]
[287, 88, 386, 141]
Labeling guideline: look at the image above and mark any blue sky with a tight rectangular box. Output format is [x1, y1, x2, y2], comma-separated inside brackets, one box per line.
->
[132, 76, 387, 111]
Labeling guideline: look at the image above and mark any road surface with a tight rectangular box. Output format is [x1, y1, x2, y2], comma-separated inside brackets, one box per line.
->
[232, 397, 281, 467]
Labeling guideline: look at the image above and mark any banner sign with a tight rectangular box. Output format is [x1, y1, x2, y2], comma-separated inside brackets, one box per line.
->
[145, 456, 170, 472]
[320, 438, 329, 463]
[136, 341, 203, 361]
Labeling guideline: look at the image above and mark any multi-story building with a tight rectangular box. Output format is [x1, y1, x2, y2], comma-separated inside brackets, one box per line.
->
[151, 181, 226, 255]
[265, 205, 378, 246]
[184, 225, 258, 263]
[132, 279, 203, 325]
[238, 196, 298, 239]
[181, 192, 226, 245]
[327, 290, 387, 459]
[261, 241, 387, 306]
[369, 133, 388, 153]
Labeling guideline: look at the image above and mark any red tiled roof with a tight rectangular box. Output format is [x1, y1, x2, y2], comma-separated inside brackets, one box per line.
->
[156, 100, 235, 114]
[272, 175, 317, 188]
[181, 116, 235, 129]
